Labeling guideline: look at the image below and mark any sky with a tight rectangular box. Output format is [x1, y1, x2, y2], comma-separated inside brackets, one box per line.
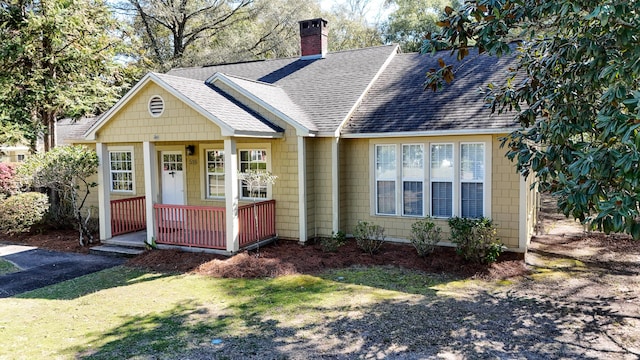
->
[320, 0, 394, 25]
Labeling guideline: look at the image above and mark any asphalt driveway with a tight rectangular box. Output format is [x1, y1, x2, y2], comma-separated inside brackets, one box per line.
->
[0, 244, 125, 298]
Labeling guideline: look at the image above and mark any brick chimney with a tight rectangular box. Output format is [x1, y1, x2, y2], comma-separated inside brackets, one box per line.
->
[299, 18, 328, 60]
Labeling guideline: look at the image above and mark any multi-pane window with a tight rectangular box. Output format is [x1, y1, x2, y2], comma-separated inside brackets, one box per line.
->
[402, 144, 424, 216]
[373, 141, 487, 219]
[375, 145, 397, 215]
[162, 153, 183, 171]
[206, 150, 224, 198]
[110, 151, 133, 192]
[461, 143, 485, 218]
[430, 144, 453, 217]
[239, 149, 268, 198]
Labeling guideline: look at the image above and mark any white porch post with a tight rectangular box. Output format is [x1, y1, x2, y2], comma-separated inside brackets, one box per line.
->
[297, 136, 308, 243]
[143, 141, 158, 244]
[224, 138, 239, 253]
[331, 137, 340, 233]
[96, 143, 111, 240]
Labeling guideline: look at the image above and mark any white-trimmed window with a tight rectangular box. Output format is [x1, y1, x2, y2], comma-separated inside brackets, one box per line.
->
[430, 143, 453, 218]
[373, 140, 489, 219]
[402, 144, 424, 216]
[375, 144, 397, 215]
[460, 143, 485, 218]
[109, 149, 134, 193]
[239, 149, 268, 199]
[205, 150, 224, 198]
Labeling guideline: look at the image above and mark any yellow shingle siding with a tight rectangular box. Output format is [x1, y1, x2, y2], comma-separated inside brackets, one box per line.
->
[97, 83, 224, 143]
[490, 134, 521, 248]
[306, 137, 316, 239]
[311, 137, 334, 238]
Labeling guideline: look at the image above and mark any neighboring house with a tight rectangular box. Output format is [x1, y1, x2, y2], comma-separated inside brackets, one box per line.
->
[67, 18, 538, 254]
[0, 117, 92, 164]
[0, 145, 29, 163]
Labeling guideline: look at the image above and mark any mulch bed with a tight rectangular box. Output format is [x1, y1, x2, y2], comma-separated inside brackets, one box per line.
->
[1, 229, 94, 254]
[2, 230, 527, 280]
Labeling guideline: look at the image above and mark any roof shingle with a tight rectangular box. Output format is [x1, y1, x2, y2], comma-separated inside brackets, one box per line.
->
[343, 49, 520, 135]
[167, 45, 399, 134]
[155, 73, 283, 135]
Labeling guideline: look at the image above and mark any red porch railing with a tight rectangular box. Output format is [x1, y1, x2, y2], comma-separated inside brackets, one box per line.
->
[153, 200, 275, 250]
[111, 196, 146, 236]
[239, 200, 276, 247]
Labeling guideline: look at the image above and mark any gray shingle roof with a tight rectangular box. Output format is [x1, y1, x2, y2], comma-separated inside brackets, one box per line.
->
[342, 49, 520, 135]
[218, 74, 317, 132]
[167, 45, 399, 134]
[57, 116, 100, 143]
[155, 73, 283, 135]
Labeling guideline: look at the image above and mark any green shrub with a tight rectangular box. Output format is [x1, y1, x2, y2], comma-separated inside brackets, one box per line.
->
[448, 217, 505, 264]
[353, 221, 386, 255]
[0, 192, 49, 234]
[320, 230, 347, 252]
[410, 217, 442, 257]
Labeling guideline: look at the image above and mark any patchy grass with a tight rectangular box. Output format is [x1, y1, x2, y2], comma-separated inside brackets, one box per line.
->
[0, 258, 19, 275]
[0, 265, 451, 359]
[320, 265, 454, 296]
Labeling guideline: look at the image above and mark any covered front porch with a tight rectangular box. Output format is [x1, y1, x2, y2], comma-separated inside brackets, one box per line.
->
[108, 195, 276, 253]
[94, 138, 278, 254]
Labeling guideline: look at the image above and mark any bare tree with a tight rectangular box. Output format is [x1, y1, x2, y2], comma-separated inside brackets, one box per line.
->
[117, 0, 254, 69]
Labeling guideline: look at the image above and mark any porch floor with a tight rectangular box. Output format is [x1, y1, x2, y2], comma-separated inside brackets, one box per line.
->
[100, 231, 278, 256]
[103, 231, 147, 248]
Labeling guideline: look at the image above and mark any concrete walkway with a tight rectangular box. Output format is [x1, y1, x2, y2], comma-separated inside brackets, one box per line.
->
[0, 244, 125, 298]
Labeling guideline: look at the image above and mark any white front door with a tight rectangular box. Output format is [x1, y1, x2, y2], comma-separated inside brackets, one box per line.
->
[161, 151, 185, 205]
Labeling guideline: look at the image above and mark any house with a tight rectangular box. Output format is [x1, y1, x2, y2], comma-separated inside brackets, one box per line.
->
[0, 145, 29, 163]
[68, 18, 538, 254]
[0, 118, 91, 164]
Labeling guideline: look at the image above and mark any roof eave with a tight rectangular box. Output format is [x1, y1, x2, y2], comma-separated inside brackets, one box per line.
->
[85, 72, 240, 141]
[340, 127, 519, 139]
[84, 73, 156, 140]
[231, 130, 284, 139]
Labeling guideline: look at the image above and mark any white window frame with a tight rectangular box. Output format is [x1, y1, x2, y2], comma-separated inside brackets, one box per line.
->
[108, 146, 135, 194]
[374, 144, 398, 215]
[402, 144, 425, 217]
[204, 149, 225, 199]
[460, 142, 486, 218]
[430, 143, 454, 219]
[238, 145, 272, 200]
[371, 137, 491, 219]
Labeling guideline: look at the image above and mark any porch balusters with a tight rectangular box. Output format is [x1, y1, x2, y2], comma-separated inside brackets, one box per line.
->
[153, 200, 275, 250]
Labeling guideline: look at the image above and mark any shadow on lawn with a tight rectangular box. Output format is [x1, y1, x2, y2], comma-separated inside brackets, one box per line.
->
[71, 275, 640, 359]
[16, 267, 171, 300]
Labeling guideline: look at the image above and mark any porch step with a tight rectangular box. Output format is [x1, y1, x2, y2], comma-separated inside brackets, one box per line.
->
[90, 245, 145, 258]
[102, 231, 148, 249]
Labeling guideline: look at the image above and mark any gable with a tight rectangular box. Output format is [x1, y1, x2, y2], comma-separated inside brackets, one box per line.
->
[95, 82, 225, 143]
[85, 73, 284, 142]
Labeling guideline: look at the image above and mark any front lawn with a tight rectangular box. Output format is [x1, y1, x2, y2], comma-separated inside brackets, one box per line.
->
[2, 249, 638, 359]
[0, 266, 456, 359]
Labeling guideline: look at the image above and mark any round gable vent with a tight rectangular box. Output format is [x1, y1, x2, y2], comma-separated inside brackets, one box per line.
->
[148, 95, 165, 117]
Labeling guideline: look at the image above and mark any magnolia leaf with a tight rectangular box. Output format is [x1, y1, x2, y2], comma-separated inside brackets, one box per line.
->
[444, 6, 454, 15]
